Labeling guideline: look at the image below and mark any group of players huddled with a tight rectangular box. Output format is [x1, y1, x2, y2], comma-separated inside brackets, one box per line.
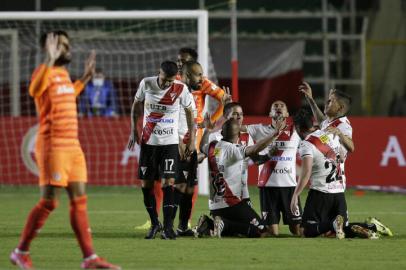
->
[10, 30, 393, 270]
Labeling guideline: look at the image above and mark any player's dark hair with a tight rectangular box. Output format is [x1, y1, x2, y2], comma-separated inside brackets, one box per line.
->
[40, 30, 69, 48]
[95, 67, 103, 74]
[178, 47, 198, 61]
[332, 90, 352, 114]
[160, 60, 178, 77]
[293, 108, 314, 132]
[223, 102, 242, 116]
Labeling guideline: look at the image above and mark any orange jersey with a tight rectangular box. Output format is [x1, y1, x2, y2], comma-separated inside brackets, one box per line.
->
[30, 64, 85, 151]
[175, 75, 224, 124]
[193, 77, 224, 124]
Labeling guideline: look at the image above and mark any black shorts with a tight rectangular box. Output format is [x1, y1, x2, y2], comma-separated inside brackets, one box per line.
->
[210, 200, 262, 225]
[302, 189, 348, 227]
[138, 143, 178, 181]
[175, 151, 198, 186]
[260, 187, 302, 225]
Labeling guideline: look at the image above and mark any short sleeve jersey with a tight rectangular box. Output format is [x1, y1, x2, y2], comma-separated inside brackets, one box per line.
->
[207, 130, 253, 200]
[299, 129, 344, 193]
[320, 116, 352, 188]
[203, 140, 247, 210]
[247, 123, 300, 187]
[134, 76, 193, 145]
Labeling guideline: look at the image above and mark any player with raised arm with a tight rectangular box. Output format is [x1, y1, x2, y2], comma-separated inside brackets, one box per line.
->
[198, 119, 283, 238]
[299, 83, 393, 238]
[10, 31, 120, 270]
[290, 109, 346, 239]
[241, 101, 302, 236]
[128, 61, 195, 240]
[194, 102, 254, 235]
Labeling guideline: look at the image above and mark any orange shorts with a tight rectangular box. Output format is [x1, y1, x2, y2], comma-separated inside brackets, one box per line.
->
[36, 147, 87, 187]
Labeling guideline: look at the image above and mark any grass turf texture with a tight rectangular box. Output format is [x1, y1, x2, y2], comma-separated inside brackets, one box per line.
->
[1, 186, 405, 270]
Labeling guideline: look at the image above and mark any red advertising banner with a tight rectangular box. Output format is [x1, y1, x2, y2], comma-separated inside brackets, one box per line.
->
[1, 117, 405, 187]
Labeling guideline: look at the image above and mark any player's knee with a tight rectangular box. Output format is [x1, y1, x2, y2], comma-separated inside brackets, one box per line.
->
[39, 198, 59, 212]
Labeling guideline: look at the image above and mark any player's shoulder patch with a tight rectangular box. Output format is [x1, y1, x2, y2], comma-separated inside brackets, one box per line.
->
[319, 134, 330, 144]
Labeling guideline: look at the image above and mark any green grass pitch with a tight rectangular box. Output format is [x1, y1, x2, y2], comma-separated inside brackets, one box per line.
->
[1, 186, 406, 270]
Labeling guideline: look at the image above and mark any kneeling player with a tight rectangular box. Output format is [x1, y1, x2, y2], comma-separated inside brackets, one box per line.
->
[290, 109, 347, 238]
[199, 119, 283, 238]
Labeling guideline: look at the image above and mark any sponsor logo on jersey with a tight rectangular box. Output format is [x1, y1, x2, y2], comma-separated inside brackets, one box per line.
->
[152, 127, 174, 136]
[272, 167, 293, 174]
[319, 134, 330, 144]
[146, 117, 174, 123]
[148, 103, 167, 111]
[170, 92, 177, 101]
[56, 85, 74, 94]
[270, 156, 293, 161]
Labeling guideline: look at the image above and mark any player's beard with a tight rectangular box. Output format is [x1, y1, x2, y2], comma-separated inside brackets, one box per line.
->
[54, 55, 71, 66]
[190, 82, 201, 90]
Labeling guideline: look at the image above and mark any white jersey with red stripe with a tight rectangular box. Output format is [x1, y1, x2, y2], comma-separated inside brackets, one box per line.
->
[134, 76, 193, 145]
[202, 140, 248, 210]
[208, 130, 253, 200]
[178, 90, 197, 142]
[320, 116, 352, 189]
[247, 123, 300, 187]
[299, 129, 344, 193]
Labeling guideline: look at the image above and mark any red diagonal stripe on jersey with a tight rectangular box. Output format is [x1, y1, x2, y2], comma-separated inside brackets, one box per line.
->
[329, 118, 342, 128]
[257, 123, 294, 187]
[238, 132, 249, 145]
[208, 141, 241, 207]
[306, 135, 336, 160]
[141, 83, 185, 144]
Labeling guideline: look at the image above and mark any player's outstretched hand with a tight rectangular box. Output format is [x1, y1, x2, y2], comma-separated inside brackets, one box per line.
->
[274, 118, 285, 135]
[184, 142, 195, 158]
[45, 33, 63, 65]
[299, 82, 313, 99]
[222, 86, 232, 104]
[199, 112, 215, 130]
[83, 50, 96, 79]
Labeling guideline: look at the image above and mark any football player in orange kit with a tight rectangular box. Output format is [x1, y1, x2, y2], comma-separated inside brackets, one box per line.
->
[10, 31, 120, 270]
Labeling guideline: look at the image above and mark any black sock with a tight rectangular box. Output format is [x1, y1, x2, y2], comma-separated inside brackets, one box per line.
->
[162, 186, 175, 229]
[303, 222, 333, 237]
[141, 187, 159, 225]
[172, 188, 183, 221]
[179, 193, 193, 230]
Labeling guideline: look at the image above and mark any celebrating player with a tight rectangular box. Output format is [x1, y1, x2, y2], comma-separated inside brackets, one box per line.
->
[290, 109, 346, 238]
[242, 101, 302, 236]
[128, 60, 195, 240]
[299, 83, 393, 238]
[198, 119, 283, 238]
[10, 31, 120, 270]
